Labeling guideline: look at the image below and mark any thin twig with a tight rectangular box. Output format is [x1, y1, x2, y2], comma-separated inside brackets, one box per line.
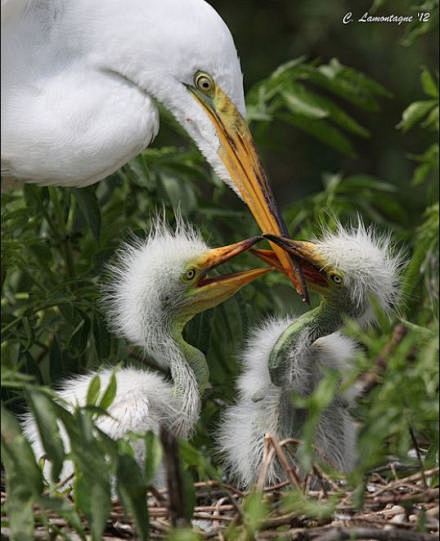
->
[312, 526, 438, 541]
[256, 434, 276, 491]
[372, 468, 438, 497]
[269, 434, 303, 490]
[408, 425, 428, 489]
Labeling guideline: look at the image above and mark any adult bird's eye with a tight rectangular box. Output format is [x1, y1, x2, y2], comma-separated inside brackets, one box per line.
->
[184, 268, 197, 281]
[331, 274, 342, 285]
[194, 71, 214, 93]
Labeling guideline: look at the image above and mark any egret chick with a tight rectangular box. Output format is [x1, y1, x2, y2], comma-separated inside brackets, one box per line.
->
[218, 223, 402, 487]
[23, 220, 271, 483]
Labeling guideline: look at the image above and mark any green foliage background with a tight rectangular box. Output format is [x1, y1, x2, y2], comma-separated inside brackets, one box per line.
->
[1, 1, 438, 539]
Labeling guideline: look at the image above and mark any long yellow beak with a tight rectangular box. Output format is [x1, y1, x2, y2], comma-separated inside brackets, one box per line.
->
[187, 76, 308, 302]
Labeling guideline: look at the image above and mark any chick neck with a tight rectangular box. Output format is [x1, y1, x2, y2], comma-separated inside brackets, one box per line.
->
[268, 299, 345, 387]
[147, 325, 209, 437]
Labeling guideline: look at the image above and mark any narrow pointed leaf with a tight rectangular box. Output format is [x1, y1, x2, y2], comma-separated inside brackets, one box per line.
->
[421, 68, 439, 98]
[1, 405, 43, 540]
[397, 100, 436, 132]
[86, 374, 101, 406]
[279, 112, 356, 157]
[27, 390, 65, 483]
[98, 370, 117, 411]
[144, 431, 163, 485]
[116, 452, 149, 541]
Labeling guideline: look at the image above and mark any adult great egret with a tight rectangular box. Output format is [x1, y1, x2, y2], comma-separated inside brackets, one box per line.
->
[23, 219, 273, 483]
[1, 0, 304, 296]
[219, 224, 402, 487]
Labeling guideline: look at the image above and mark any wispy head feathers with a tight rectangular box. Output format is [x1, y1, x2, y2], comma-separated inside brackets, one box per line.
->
[101, 216, 207, 359]
[315, 220, 404, 316]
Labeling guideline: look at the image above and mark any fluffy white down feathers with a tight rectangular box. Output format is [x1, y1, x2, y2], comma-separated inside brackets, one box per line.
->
[316, 222, 403, 314]
[22, 368, 178, 485]
[102, 219, 207, 362]
[23, 221, 212, 484]
[23, 220, 402, 488]
[218, 318, 359, 487]
[218, 224, 402, 487]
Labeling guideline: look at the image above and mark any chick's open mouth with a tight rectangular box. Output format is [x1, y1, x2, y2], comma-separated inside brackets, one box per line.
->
[196, 269, 260, 288]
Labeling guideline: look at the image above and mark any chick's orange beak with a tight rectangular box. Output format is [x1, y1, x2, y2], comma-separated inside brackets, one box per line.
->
[195, 236, 271, 289]
[182, 237, 273, 316]
[254, 236, 329, 290]
[195, 237, 261, 272]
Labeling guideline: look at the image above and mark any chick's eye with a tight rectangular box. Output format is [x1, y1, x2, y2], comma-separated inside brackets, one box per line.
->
[331, 274, 342, 285]
[184, 268, 196, 281]
[194, 71, 214, 93]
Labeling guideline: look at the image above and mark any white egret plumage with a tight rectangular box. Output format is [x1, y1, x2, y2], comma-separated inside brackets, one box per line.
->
[218, 223, 402, 487]
[1, 0, 305, 295]
[23, 219, 273, 483]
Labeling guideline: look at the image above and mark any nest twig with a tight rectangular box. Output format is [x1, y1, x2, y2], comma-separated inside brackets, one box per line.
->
[1, 436, 438, 540]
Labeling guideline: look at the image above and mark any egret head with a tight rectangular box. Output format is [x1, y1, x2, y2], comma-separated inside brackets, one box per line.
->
[101, 0, 303, 295]
[262, 223, 403, 321]
[103, 219, 270, 358]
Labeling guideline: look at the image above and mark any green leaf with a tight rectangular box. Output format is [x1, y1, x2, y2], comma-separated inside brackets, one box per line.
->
[98, 370, 117, 411]
[279, 112, 356, 157]
[69, 313, 91, 355]
[370, 0, 386, 13]
[298, 90, 370, 138]
[40, 495, 85, 537]
[49, 337, 65, 383]
[270, 56, 307, 81]
[413, 162, 434, 186]
[74, 187, 101, 242]
[128, 155, 157, 191]
[179, 440, 219, 480]
[281, 88, 328, 119]
[144, 431, 163, 485]
[116, 451, 149, 541]
[296, 61, 386, 111]
[242, 490, 269, 533]
[401, 204, 439, 308]
[1, 405, 43, 540]
[342, 175, 397, 193]
[159, 173, 198, 214]
[422, 105, 439, 131]
[167, 529, 201, 541]
[93, 315, 112, 359]
[323, 58, 391, 98]
[180, 467, 197, 521]
[1, 405, 43, 496]
[75, 472, 112, 541]
[27, 390, 65, 483]
[86, 374, 102, 406]
[282, 489, 338, 518]
[421, 68, 439, 98]
[410, 144, 439, 185]
[397, 100, 436, 132]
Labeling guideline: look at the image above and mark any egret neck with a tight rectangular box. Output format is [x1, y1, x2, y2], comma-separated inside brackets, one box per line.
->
[172, 331, 210, 394]
[268, 301, 344, 388]
[150, 333, 206, 437]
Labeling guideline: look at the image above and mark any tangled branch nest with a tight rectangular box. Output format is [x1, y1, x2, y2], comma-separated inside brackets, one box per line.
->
[1, 435, 438, 541]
